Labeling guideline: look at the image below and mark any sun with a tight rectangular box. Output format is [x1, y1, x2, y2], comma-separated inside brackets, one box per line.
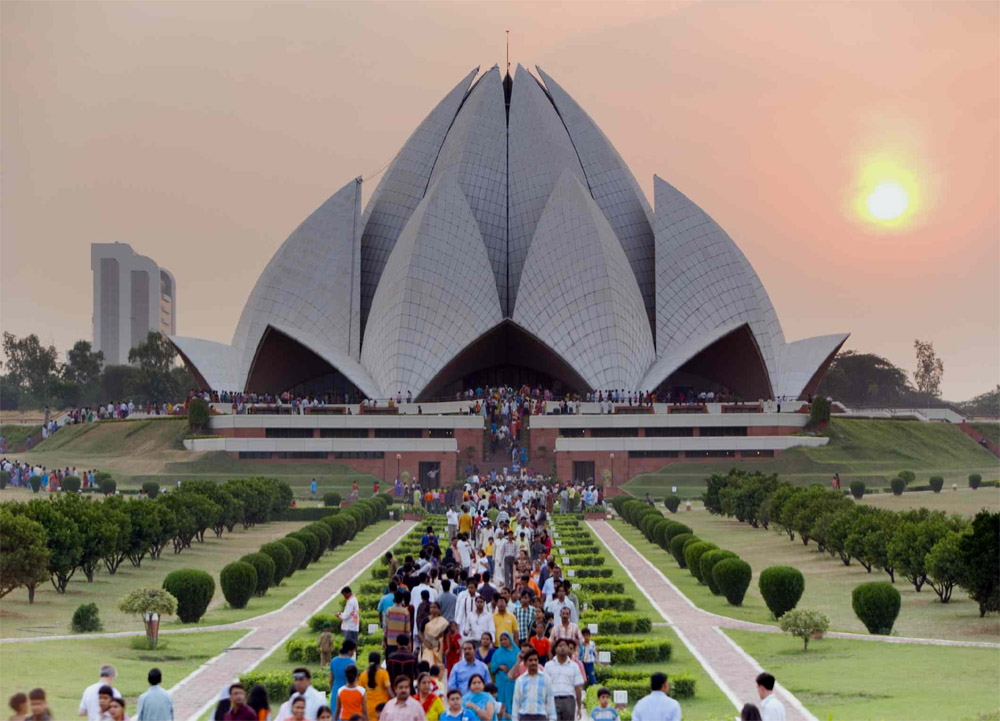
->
[866, 182, 909, 220]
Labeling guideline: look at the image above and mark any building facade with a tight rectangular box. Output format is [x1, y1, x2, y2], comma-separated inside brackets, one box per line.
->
[91, 242, 176, 365]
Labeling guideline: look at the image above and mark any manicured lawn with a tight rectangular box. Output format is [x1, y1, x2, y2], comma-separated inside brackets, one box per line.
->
[0, 630, 247, 719]
[860, 487, 1000, 516]
[723, 628, 1000, 721]
[610, 515, 1000, 643]
[625, 418, 998, 497]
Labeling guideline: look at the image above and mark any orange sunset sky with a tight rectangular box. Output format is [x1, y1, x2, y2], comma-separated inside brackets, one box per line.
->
[2, 1, 997, 401]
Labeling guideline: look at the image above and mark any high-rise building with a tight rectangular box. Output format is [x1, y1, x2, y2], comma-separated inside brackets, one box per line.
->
[91, 242, 176, 366]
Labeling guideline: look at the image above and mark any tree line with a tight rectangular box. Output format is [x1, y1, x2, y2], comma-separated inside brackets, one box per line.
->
[0, 477, 293, 603]
[703, 469, 1000, 615]
[0, 331, 195, 410]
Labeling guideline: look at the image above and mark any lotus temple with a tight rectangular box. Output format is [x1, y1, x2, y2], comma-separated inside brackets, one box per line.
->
[173, 64, 848, 484]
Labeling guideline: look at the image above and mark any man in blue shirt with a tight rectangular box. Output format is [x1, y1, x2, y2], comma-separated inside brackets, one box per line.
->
[378, 581, 399, 626]
[447, 640, 490, 694]
[136, 668, 173, 720]
[631, 673, 681, 721]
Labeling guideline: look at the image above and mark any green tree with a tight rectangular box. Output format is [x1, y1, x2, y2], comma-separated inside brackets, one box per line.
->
[845, 507, 896, 579]
[63, 340, 104, 386]
[958, 510, 1000, 617]
[1, 332, 59, 399]
[181, 481, 242, 537]
[913, 339, 944, 397]
[56, 494, 123, 583]
[127, 331, 178, 403]
[118, 588, 177, 648]
[21, 498, 83, 593]
[778, 609, 830, 651]
[815, 350, 914, 405]
[0, 507, 50, 603]
[925, 531, 964, 603]
[99, 497, 133, 575]
[888, 518, 949, 592]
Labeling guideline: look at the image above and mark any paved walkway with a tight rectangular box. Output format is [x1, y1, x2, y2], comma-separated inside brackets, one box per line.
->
[169, 521, 414, 720]
[589, 520, 818, 721]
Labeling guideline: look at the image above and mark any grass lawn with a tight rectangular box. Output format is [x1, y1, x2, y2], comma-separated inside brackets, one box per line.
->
[860, 487, 1000, 515]
[0, 629, 247, 719]
[0, 424, 41, 451]
[8, 418, 380, 495]
[723, 628, 1000, 721]
[625, 418, 998, 498]
[610, 511, 1000, 643]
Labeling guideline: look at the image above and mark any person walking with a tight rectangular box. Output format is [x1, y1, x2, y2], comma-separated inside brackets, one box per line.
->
[542, 640, 583, 721]
[339, 587, 361, 645]
[379, 676, 426, 721]
[447, 641, 490, 696]
[79, 665, 119, 721]
[511, 648, 555, 721]
[330, 640, 359, 704]
[630, 673, 680, 721]
[222, 684, 258, 720]
[136, 668, 173, 720]
[755, 673, 784, 721]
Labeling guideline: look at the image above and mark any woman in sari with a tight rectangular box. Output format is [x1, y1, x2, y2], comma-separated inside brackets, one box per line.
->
[462, 675, 496, 721]
[444, 620, 462, 672]
[489, 632, 518, 721]
[475, 632, 495, 667]
[420, 602, 449, 682]
[416, 673, 444, 721]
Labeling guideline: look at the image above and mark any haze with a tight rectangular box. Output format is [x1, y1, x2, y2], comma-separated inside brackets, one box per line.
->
[2, 1, 997, 401]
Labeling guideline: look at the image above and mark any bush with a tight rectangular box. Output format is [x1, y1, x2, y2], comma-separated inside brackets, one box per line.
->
[61, 475, 82, 493]
[700, 550, 738, 595]
[0, 470, 8, 489]
[306, 523, 332, 556]
[239, 671, 331, 703]
[779, 608, 830, 650]
[849, 481, 865, 500]
[99, 477, 117, 495]
[898, 470, 916, 485]
[28, 475, 41, 493]
[929, 476, 944, 493]
[277, 537, 306, 576]
[969, 473, 982, 490]
[324, 492, 342, 508]
[661, 522, 691, 549]
[71, 603, 103, 633]
[809, 396, 831, 426]
[713, 558, 752, 606]
[285, 637, 322, 664]
[852, 581, 901, 634]
[890, 477, 905, 496]
[758, 566, 805, 619]
[578, 611, 652, 635]
[669, 533, 695, 567]
[586, 594, 636, 612]
[326, 516, 351, 547]
[188, 397, 210, 433]
[220, 561, 257, 610]
[684, 542, 718, 583]
[142, 481, 160, 499]
[664, 495, 681, 514]
[163, 569, 216, 623]
[288, 530, 320, 566]
[260, 541, 293, 584]
[240, 553, 276, 596]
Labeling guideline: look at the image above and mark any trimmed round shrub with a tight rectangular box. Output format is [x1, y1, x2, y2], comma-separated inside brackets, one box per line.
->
[852, 581, 901, 635]
[669, 533, 695, 567]
[163, 569, 216, 623]
[758, 566, 805, 619]
[240, 552, 276, 596]
[142, 481, 160, 499]
[288, 530, 319, 567]
[890, 477, 905, 496]
[929, 476, 944, 494]
[260, 541, 293, 583]
[187, 397, 210, 433]
[277, 537, 305, 576]
[640, 513, 661, 541]
[664, 495, 681, 514]
[849, 481, 865, 500]
[28, 475, 41, 493]
[662, 522, 691, 548]
[700, 550, 738, 595]
[99, 477, 117, 495]
[71, 603, 103, 633]
[306, 523, 332, 556]
[340, 514, 358, 540]
[713, 558, 752, 606]
[220, 561, 257, 610]
[969, 473, 982, 490]
[898, 470, 916, 485]
[326, 515, 350, 547]
[651, 519, 672, 549]
[324, 492, 342, 508]
[61, 475, 82, 493]
[685, 541, 718, 583]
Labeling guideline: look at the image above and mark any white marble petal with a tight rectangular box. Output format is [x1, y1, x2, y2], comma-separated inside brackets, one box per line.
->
[169, 336, 243, 392]
[774, 333, 850, 400]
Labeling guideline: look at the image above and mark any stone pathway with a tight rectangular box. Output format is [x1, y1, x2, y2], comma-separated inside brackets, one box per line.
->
[589, 520, 818, 721]
[169, 521, 414, 720]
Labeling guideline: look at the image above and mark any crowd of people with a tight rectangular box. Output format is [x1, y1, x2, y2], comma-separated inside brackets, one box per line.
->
[0, 458, 106, 491]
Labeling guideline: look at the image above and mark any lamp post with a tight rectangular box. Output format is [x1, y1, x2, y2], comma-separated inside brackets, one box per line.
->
[396, 453, 401, 483]
[609, 453, 615, 487]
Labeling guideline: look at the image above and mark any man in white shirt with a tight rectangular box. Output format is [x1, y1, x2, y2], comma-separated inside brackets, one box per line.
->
[457, 534, 474, 573]
[275, 668, 327, 719]
[543, 639, 583, 721]
[79, 665, 120, 721]
[455, 578, 479, 632]
[411, 573, 437, 605]
[756, 672, 785, 721]
[338, 586, 360, 644]
[631, 673, 681, 721]
[447, 507, 459, 541]
[463, 595, 496, 643]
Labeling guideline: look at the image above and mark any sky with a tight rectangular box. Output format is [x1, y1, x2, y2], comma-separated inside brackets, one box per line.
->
[2, 1, 997, 401]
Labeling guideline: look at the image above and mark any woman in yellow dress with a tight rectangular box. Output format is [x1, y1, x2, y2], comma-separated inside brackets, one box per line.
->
[358, 651, 390, 721]
[417, 672, 445, 721]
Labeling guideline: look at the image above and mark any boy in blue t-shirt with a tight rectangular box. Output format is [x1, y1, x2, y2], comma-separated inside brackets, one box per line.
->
[440, 689, 465, 721]
[589, 688, 619, 721]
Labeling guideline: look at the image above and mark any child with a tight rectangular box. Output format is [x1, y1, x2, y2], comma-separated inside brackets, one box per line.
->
[334, 665, 368, 721]
[439, 690, 465, 721]
[589, 688, 619, 721]
[529, 620, 551, 665]
[580, 628, 597, 686]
